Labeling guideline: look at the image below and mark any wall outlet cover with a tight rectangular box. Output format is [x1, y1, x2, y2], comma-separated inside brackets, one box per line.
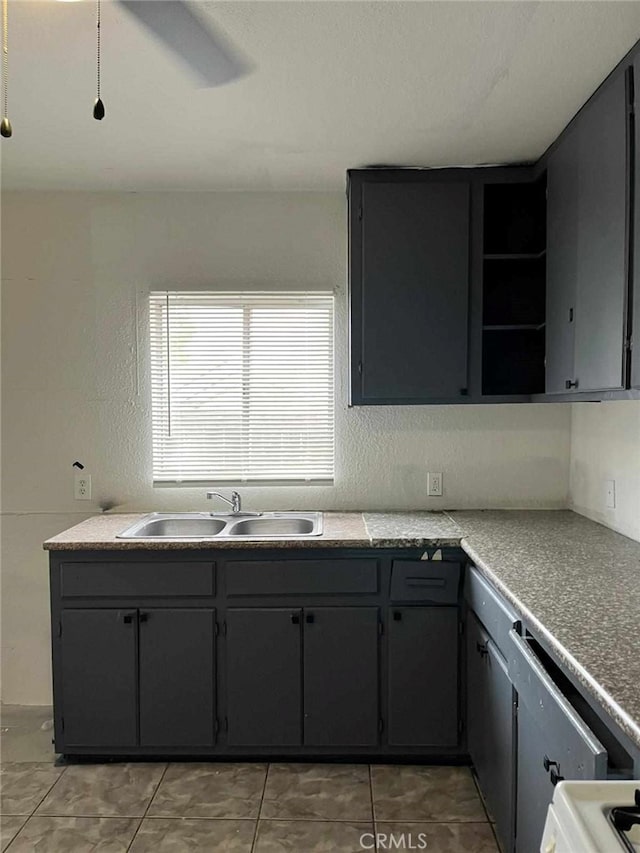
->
[427, 472, 443, 497]
[604, 479, 616, 509]
[74, 473, 92, 500]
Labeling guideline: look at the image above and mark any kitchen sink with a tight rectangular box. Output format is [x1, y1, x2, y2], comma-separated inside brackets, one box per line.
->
[227, 516, 316, 536]
[116, 511, 323, 539]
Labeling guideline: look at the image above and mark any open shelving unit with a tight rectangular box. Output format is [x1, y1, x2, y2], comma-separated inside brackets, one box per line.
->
[481, 177, 547, 396]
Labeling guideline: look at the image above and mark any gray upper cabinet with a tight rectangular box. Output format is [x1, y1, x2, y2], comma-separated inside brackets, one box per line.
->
[633, 58, 640, 389]
[546, 71, 630, 394]
[546, 125, 579, 394]
[349, 175, 470, 404]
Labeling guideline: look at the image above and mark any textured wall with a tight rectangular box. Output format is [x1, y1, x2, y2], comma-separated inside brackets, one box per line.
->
[1, 191, 571, 703]
[570, 402, 640, 543]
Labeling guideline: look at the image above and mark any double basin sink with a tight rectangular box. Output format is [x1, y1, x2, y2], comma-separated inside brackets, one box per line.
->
[117, 511, 323, 540]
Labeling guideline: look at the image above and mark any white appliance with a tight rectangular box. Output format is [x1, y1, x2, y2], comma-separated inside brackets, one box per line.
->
[541, 781, 640, 853]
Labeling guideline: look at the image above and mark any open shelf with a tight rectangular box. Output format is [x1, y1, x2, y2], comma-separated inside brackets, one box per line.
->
[482, 328, 545, 396]
[482, 175, 547, 396]
[483, 250, 546, 260]
[483, 180, 547, 255]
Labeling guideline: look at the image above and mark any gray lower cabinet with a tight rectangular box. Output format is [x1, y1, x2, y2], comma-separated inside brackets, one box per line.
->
[303, 607, 379, 747]
[60, 607, 216, 749]
[139, 608, 215, 747]
[60, 609, 138, 748]
[467, 614, 514, 853]
[509, 630, 608, 853]
[226, 608, 302, 747]
[226, 606, 380, 748]
[51, 551, 465, 756]
[387, 606, 459, 746]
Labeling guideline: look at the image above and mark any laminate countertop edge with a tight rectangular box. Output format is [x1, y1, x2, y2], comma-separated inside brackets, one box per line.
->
[458, 531, 640, 754]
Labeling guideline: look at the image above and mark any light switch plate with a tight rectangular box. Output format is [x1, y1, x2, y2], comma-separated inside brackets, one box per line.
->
[604, 479, 616, 509]
[427, 472, 443, 497]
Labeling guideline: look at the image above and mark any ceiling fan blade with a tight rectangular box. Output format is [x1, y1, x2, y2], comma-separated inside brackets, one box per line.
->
[117, 0, 249, 87]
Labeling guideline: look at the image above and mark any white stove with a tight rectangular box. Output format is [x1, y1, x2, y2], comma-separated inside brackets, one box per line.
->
[541, 781, 640, 853]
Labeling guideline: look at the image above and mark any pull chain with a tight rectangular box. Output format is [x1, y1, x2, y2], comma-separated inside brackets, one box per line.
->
[1, 0, 12, 137]
[93, 0, 105, 120]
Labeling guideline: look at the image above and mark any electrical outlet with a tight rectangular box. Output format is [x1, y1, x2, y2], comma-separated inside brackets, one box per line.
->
[604, 479, 616, 509]
[74, 473, 92, 500]
[427, 472, 443, 497]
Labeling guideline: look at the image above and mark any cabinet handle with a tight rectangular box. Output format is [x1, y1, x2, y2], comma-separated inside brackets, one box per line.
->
[543, 755, 556, 772]
[305, 613, 315, 624]
[565, 379, 579, 390]
[139, 612, 149, 623]
[122, 612, 135, 624]
[393, 611, 402, 622]
[290, 613, 300, 625]
[476, 641, 489, 658]
[550, 769, 565, 786]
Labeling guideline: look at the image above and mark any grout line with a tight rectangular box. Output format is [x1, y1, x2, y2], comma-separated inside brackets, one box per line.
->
[489, 820, 501, 852]
[2, 815, 28, 851]
[250, 763, 270, 853]
[470, 767, 493, 824]
[125, 763, 169, 853]
[367, 763, 375, 825]
[26, 764, 68, 820]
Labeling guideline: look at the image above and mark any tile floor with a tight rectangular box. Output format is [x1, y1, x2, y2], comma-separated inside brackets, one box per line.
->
[0, 706, 499, 852]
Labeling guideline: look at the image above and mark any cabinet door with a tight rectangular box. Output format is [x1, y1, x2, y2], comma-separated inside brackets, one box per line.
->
[226, 608, 302, 746]
[303, 607, 379, 747]
[633, 60, 640, 390]
[60, 609, 137, 748]
[467, 615, 514, 853]
[139, 609, 215, 747]
[509, 631, 608, 853]
[546, 125, 579, 393]
[387, 607, 458, 746]
[574, 73, 628, 392]
[352, 180, 470, 402]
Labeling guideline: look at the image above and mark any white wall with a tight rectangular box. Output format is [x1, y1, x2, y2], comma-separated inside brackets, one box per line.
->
[1, 191, 571, 703]
[569, 402, 640, 543]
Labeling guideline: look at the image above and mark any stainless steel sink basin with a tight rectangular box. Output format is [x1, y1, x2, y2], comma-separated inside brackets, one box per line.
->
[117, 512, 323, 540]
[118, 515, 228, 538]
[227, 516, 316, 536]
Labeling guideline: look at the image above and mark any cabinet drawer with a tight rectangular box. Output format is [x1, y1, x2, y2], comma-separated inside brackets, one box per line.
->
[226, 560, 378, 596]
[390, 561, 460, 604]
[465, 566, 517, 656]
[60, 562, 215, 598]
[508, 629, 608, 779]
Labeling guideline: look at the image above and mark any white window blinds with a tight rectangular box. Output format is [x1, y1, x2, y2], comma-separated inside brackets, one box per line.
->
[150, 291, 335, 484]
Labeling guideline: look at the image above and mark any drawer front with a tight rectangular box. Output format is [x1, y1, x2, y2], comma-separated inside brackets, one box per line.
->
[508, 629, 608, 779]
[60, 562, 215, 598]
[390, 561, 460, 604]
[226, 560, 378, 596]
[465, 565, 517, 656]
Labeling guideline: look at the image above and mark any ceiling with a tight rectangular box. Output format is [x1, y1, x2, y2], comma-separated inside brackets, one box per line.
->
[2, 1, 640, 191]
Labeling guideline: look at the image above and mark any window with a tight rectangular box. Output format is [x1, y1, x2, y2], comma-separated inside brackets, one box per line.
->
[150, 291, 335, 484]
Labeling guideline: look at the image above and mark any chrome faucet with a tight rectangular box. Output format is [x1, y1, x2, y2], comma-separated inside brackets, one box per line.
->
[206, 490, 242, 513]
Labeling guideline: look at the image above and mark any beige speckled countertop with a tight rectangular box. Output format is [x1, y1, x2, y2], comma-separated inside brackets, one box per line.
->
[42, 511, 462, 551]
[44, 508, 640, 751]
